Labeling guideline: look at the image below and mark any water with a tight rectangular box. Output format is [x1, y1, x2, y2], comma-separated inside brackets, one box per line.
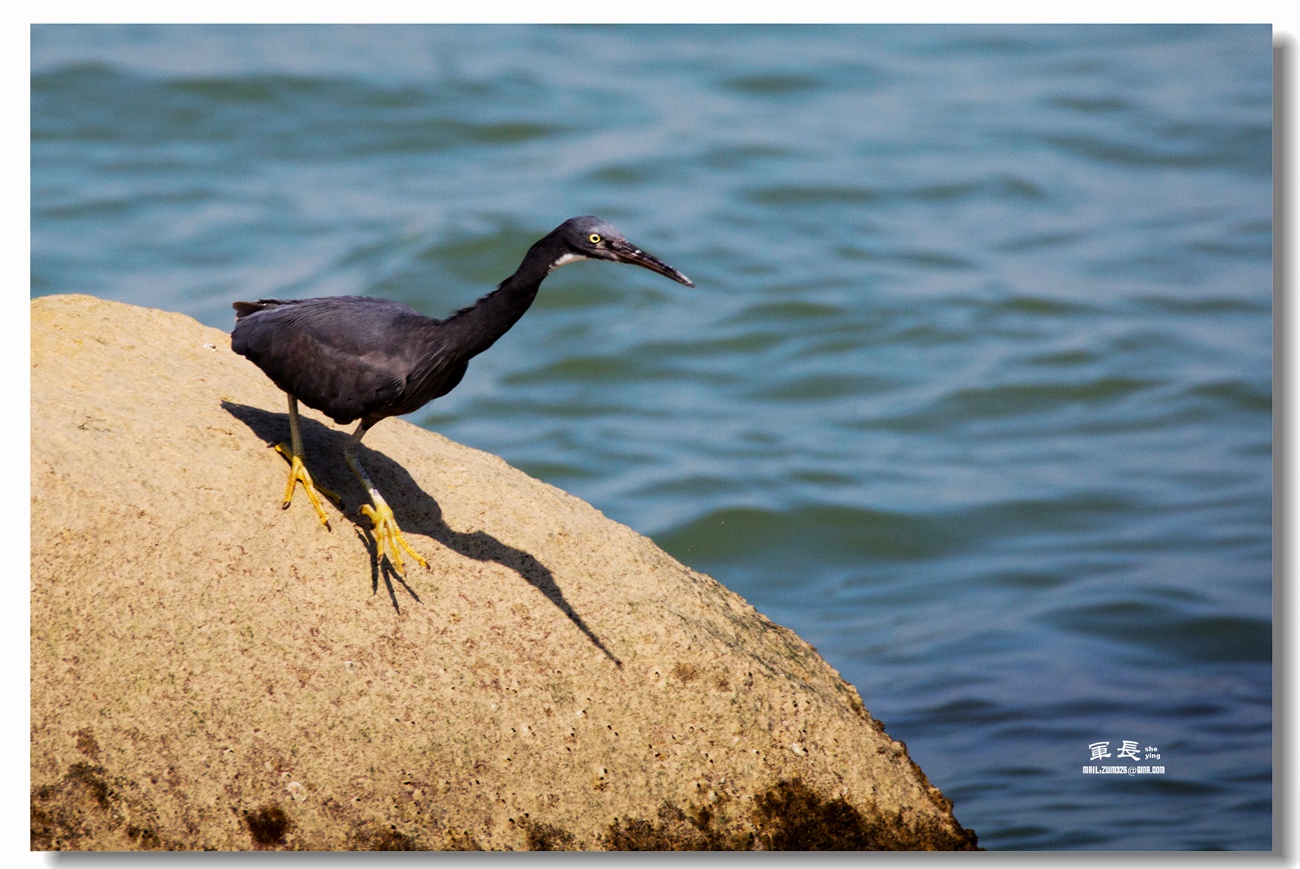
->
[30, 24, 1273, 850]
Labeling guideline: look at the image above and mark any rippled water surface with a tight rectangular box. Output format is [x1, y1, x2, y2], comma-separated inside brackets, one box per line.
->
[31, 24, 1272, 850]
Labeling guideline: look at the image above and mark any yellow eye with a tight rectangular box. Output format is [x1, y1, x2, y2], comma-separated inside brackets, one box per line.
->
[589, 233, 602, 244]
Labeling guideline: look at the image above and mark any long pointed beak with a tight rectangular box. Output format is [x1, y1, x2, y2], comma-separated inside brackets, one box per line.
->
[608, 238, 695, 288]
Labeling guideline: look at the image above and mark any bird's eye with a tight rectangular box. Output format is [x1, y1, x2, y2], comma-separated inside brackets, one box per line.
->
[588, 233, 602, 245]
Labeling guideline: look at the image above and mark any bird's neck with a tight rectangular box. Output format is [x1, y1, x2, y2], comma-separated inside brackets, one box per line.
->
[439, 232, 567, 362]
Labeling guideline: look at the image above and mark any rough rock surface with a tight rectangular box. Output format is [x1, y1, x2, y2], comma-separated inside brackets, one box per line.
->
[31, 294, 978, 851]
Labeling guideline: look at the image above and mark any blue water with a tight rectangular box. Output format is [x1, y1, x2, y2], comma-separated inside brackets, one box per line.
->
[30, 24, 1273, 850]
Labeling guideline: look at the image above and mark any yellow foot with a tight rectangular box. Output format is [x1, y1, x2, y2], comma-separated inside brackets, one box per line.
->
[274, 442, 339, 530]
[361, 499, 428, 576]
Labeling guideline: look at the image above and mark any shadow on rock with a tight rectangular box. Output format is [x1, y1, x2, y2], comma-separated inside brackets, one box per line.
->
[222, 400, 622, 667]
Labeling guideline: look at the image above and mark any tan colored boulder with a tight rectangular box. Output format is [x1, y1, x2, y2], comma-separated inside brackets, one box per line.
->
[31, 294, 977, 851]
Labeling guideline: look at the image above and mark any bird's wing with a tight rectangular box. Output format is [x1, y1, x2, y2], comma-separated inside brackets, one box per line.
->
[232, 297, 430, 424]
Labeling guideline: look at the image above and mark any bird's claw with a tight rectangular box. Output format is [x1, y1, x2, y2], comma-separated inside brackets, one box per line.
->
[274, 442, 338, 530]
[361, 500, 428, 576]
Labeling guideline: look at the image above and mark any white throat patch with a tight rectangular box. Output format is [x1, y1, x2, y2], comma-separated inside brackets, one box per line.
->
[548, 252, 590, 272]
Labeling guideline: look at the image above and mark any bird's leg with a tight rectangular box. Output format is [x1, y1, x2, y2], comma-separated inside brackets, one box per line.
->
[344, 422, 428, 575]
[275, 395, 338, 529]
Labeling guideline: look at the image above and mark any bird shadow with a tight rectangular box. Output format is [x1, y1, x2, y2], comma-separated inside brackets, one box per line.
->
[222, 401, 622, 667]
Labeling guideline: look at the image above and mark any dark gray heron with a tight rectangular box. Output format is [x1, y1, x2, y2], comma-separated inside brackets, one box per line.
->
[232, 216, 694, 575]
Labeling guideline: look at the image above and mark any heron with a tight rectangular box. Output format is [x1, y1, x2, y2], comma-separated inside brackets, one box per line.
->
[232, 216, 694, 575]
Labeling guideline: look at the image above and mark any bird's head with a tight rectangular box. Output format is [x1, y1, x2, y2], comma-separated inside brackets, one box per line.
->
[548, 216, 695, 288]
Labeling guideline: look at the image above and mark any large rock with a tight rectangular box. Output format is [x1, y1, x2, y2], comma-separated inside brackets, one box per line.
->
[30, 294, 977, 851]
